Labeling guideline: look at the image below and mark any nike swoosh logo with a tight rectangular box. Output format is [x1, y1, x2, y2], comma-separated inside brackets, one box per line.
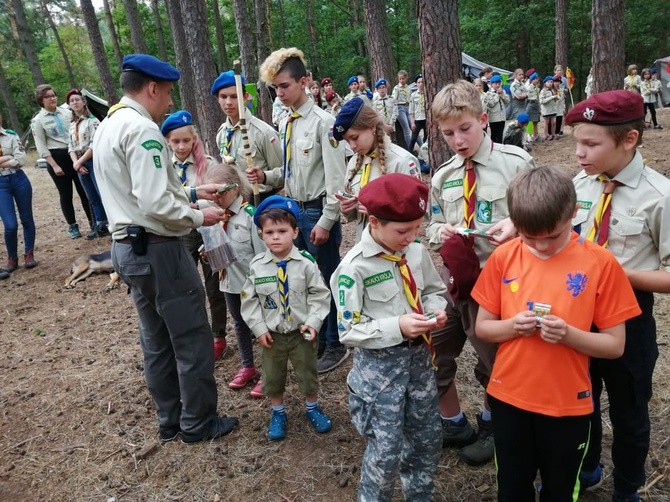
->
[502, 277, 519, 284]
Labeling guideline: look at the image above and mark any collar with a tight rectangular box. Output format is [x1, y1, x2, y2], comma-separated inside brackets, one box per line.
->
[172, 153, 194, 166]
[224, 108, 251, 128]
[453, 132, 493, 169]
[39, 107, 64, 117]
[360, 225, 409, 258]
[292, 98, 314, 117]
[119, 96, 152, 121]
[227, 195, 244, 214]
[259, 245, 302, 264]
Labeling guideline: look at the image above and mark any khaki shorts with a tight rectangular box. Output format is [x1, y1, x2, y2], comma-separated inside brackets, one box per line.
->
[262, 331, 319, 398]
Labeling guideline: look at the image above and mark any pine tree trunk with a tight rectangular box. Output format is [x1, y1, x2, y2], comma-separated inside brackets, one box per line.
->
[0, 61, 23, 136]
[122, 0, 148, 53]
[212, 0, 230, 72]
[80, 0, 119, 105]
[306, 0, 319, 75]
[276, 0, 286, 48]
[8, 0, 45, 86]
[555, 0, 568, 69]
[514, 0, 531, 69]
[150, 0, 168, 61]
[363, 0, 395, 83]
[178, 0, 225, 159]
[592, 0, 625, 93]
[102, 0, 123, 69]
[42, 0, 77, 89]
[232, 0, 256, 82]
[165, 0, 199, 128]
[418, 0, 460, 170]
[407, 2, 420, 76]
[254, 0, 272, 123]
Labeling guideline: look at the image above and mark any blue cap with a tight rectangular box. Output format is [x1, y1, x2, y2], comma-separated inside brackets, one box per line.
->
[253, 195, 300, 228]
[333, 97, 365, 141]
[161, 110, 193, 136]
[374, 78, 388, 89]
[414, 74, 422, 83]
[211, 70, 246, 96]
[122, 54, 180, 82]
[543, 76, 554, 84]
[517, 112, 530, 124]
[490, 74, 502, 83]
[347, 76, 359, 86]
[529, 72, 539, 81]
[650, 67, 657, 74]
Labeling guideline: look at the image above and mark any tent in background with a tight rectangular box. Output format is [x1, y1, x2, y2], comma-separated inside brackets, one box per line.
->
[82, 89, 109, 121]
[461, 52, 513, 81]
[653, 57, 670, 106]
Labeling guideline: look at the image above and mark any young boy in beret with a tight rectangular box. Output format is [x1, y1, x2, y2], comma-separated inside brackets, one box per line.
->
[332, 173, 448, 501]
[247, 47, 348, 374]
[502, 112, 532, 152]
[343, 76, 360, 104]
[240, 195, 332, 440]
[372, 79, 397, 136]
[473, 165, 640, 501]
[482, 74, 510, 144]
[426, 79, 535, 465]
[568, 90, 670, 502]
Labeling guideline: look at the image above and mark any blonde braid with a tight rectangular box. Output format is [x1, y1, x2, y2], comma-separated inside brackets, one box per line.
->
[375, 123, 387, 175]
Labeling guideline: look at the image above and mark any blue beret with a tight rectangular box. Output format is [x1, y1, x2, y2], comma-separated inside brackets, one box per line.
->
[517, 113, 530, 124]
[253, 195, 300, 228]
[374, 78, 388, 89]
[529, 72, 539, 81]
[650, 67, 657, 74]
[543, 76, 554, 84]
[122, 54, 180, 82]
[347, 76, 359, 86]
[333, 97, 365, 141]
[490, 74, 502, 83]
[161, 110, 193, 136]
[211, 70, 246, 96]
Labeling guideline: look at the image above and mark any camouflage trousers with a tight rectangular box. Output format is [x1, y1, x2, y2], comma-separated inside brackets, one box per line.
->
[347, 344, 442, 501]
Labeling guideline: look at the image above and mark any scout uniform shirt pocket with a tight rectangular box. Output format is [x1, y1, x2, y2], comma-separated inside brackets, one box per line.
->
[295, 137, 315, 169]
[229, 220, 252, 245]
[607, 214, 646, 259]
[440, 181, 464, 225]
[256, 279, 280, 312]
[476, 185, 507, 225]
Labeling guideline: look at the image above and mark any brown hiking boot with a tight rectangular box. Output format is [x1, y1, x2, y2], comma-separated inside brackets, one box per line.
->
[24, 250, 37, 269]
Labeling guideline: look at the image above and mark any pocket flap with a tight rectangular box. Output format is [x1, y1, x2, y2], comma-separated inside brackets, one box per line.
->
[610, 215, 645, 237]
[478, 185, 507, 202]
[295, 138, 314, 151]
[118, 262, 151, 276]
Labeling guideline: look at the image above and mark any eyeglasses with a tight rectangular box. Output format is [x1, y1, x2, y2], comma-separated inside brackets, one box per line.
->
[44, 94, 57, 99]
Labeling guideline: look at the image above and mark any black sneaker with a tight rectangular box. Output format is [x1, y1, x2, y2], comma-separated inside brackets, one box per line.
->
[180, 416, 239, 444]
[441, 415, 477, 448]
[459, 413, 494, 465]
[613, 491, 640, 502]
[579, 464, 603, 494]
[0, 270, 9, 280]
[159, 424, 181, 443]
[316, 345, 350, 373]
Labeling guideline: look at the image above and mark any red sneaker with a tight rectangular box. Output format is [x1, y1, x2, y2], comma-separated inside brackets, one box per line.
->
[214, 338, 228, 361]
[249, 379, 264, 398]
[228, 367, 257, 389]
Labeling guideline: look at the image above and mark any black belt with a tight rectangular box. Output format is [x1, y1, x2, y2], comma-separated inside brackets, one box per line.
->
[116, 233, 179, 244]
[395, 337, 424, 348]
[295, 195, 325, 210]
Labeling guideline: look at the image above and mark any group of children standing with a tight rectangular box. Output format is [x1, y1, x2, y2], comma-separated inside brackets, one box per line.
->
[624, 64, 664, 130]
[154, 48, 668, 502]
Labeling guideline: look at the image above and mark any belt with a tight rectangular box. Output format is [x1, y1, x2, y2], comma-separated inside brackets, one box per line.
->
[395, 337, 424, 348]
[295, 195, 325, 210]
[0, 168, 18, 176]
[116, 233, 179, 244]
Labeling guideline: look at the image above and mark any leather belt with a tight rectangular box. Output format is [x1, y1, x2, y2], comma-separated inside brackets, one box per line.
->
[116, 233, 179, 244]
[295, 195, 325, 210]
[0, 168, 18, 176]
[395, 337, 424, 348]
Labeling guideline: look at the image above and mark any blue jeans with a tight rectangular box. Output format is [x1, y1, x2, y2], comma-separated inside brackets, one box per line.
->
[0, 169, 35, 259]
[78, 160, 107, 225]
[396, 105, 412, 148]
[294, 205, 342, 349]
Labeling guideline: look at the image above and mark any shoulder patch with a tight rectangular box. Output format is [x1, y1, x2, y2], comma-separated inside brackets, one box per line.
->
[153, 155, 162, 168]
[5, 129, 17, 135]
[364, 270, 394, 287]
[300, 249, 316, 262]
[142, 139, 164, 152]
[338, 275, 355, 289]
[328, 126, 339, 148]
[243, 204, 256, 217]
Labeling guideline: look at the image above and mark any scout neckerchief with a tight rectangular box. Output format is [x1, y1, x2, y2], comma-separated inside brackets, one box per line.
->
[274, 257, 292, 320]
[463, 158, 476, 233]
[360, 151, 378, 188]
[50, 109, 67, 139]
[224, 125, 239, 157]
[381, 97, 388, 120]
[283, 112, 300, 178]
[177, 161, 189, 185]
[377, 252, 437, 369]
[586, 175, 620, 248]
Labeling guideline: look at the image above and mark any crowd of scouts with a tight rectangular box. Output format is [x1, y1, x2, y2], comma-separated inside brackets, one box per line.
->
[6, 46, 665, 502]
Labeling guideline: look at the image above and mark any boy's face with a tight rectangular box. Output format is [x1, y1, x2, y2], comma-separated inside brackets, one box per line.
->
[272, 70, 307, 109]
[398, 74, 407, 85]
[217, 87, 241, 121]
[438, 113, 487, 158]
[369, 216, 423, 252]
[377, 84, 387, 97]
[518, 215, 574, 259]
[491, 81, 501, 92]
[572, 123, 638, 178]
[261, 219, 298, 258]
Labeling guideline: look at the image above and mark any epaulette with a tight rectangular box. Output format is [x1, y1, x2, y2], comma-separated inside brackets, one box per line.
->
[300, 250, 316, 262]
[107, 103, 129, 117]
[242, 203, 256, 217]
[497, 143, 533, 160]
[5, 129, 17, 135]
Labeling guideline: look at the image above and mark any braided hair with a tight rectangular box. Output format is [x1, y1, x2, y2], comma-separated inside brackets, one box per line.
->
[344, 105, 388, 192]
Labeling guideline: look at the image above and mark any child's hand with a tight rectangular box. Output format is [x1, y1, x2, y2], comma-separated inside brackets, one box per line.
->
[259, 332, 273, 348]
[399, 313, 438, 339]
[440, 222, 459, 242]
[335, 193, 358, 213]
[512, 311, 537, 337]
[538, 315, 569, 344]
[246, 166, 265, 185]
[300, 324, 317, 342]
[432, 310, 448, 329]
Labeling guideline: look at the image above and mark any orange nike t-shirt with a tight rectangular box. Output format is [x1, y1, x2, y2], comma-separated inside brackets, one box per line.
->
[472, 232, 641, 417]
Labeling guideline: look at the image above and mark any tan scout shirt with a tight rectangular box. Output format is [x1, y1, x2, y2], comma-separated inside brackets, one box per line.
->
[539, 88, 560, 116]
[240, 246, 331, 336]
[427, 133, 535, 267]
[373, 95, 397, 128]
[219, 196, 266, 294]
[343, 140, 421, 242]
[92, 97, 204, 239]
[331, 226, 448, 349]
[216, 109, 282, 194]
[409, 91, 427, 121]
[68, 115, 100, 155]
[264, 99, 346, 231]
[572, 151, 670, 272]
[392, 84, 411, 106]
[31, 107, 71, 157]
[482, 89, 510, 123]
[0, 128, 26, 168]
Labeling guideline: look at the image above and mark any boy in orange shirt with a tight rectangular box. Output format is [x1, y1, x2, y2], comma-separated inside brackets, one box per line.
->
[471, 166, 641, 501]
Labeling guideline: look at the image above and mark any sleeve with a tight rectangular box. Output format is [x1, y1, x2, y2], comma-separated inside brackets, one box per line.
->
[318, 114, 346, 231]
[88, 117, 100, 147]
[9, 134, 26, 168]
[419, 246, 448, 313]
[240, 265, 270, 338]
[652, 190, 670, 272]
[470, 250, 503, 316]
[540, 90, 552, 104]
[68, 123, 75, 152]
[390, 100, 398, 123]
[331, 260, 405, 349]
[593, 254, 642, 328]
[501, 92, 511, 104]
[426, 174, 447, 250]
[31, 115, 51, 158]
[409, 95, 416, 116]
[304, 261, 331, 331]
[258, 125, 283, 172]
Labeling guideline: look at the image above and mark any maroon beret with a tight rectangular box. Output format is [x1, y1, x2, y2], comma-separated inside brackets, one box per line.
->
[358, 173, 428, 222]
[321, 77, 332, 87]
[325, 90, 337, 102]
[66, 88, 82, 103]
[440, 235, 481, 300]
[525, 68, 536, 78]
[565, 90, 644, 126]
